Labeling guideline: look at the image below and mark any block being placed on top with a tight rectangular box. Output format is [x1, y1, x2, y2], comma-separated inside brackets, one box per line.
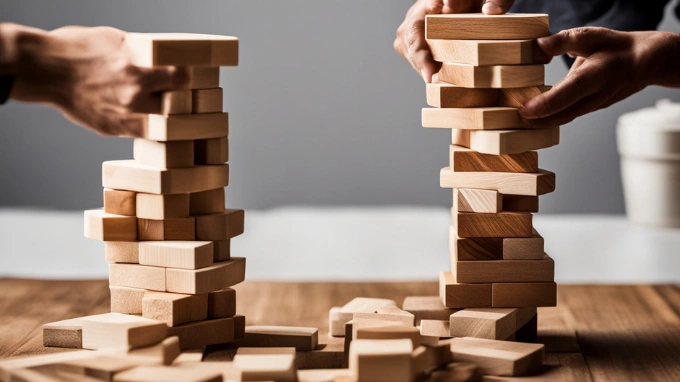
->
[139, 241, 213, 270]
[425, 13, 549, 40]
[426, 82, 497, 108]
[450, 145, 538, 173]
[166, 257, 246, 294]
[195, 209, 245, 241]
[440, 167, 555, 196]
[422, 107, 530, 130]
[137, 217, 195, 241]
[240, 326, 319, 351]
[439, 63, 544, 89]
[125, 33, 238, 67]
[84, 209, 137, 241]
[195, 137, 229, 165]
[141, 113, 228, 142]
[104, 189, 136, 216]
[451, 126, 560, 155]
[428, 39, 536, 66]
[133, 139, 194, 169]
[81, 313, 167, 350]
[136, 193, 190, 220]
[142, 291, 208, 327]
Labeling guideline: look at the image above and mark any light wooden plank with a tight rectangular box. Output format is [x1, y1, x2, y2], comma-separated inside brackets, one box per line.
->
[110, 286, 146, 314]
[165, 257, 246, 294]
[84, 210, 137, 242]
[402, 296, 458, 324]
[81, 313, 166, 350]
[349, 339, 412, 382]
[439, 63, 544, 88]
[142, 291, 208, 327]
[454, 188, 502, 213]
[137, 217, 195, 241]
[105, 242, 140, 264]
[109, 263, 166, 291]
[451, 126, 560, 155]
[43, 318, 84, 349]
[449, 308, 517, 340]
[451, 145, 538, 173]
[439, 272, 491, 309]
[498, 86, 551, 108]
[423, 107, 530, 130]
[125, 33, 238, 67]
[426, 82, 497, 108]
[103, 189, 137, 216]
[452, 254, 555, 283]
[136, 193, 190, 220]
[428, 39, 535, 66]
[441, 167, 556, 196]
[448, 337, 544, 376]
[425, 13, 549, 40]
[133, 139, 194, 169]
[139, 241, 213, 270]
[141, 113, 228, 142]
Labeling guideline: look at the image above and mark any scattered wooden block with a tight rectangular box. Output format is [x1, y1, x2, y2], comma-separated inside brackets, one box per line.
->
[454, 188, 502, 213]
[450, 146, 538, 173]
[189, 188, 225, 215]
[213, 240, 231, 262]
[110, 285, 146, 314]
[193, 88, 223, 114]
[441, 167, 556, 196]
[0, 351, 95, 382]
[104, 189, 137, 216]
[81, 313, 166, 350]
[195, 137, 229, 165]
[233, 314, 246, 339]
[353, 307, 415, 326]
[426, 82, 497, 108]
[439, 272, 491, 308]
[109, 263, 166, 291]
[295, 335, 344, 370]
[452, 254, 555, 283]
[451, 126, 560, 155]
[113, 365, 222, 382]
[449, 308, 517, 340]
[448, 337, 545, 376]
[492, 282, 557, 308]
[349, 339, 413, 382]
[425, 13, 549, 40]
[232, 353, 297, 382]
[429, 362, 480, 382]
[502, 194, 539, 213]
[428, 39, 535, 66]
[43, 317, 83, 349]
[137, 217, 195, 241]
[133, 139, 194, 169]
[135, 193, 190, 220]
[166, 257, 246, 294]
[125, 336, 181, 366]
[297, 368, 352, 382]
[355, 325, 420, 348]
[141, 113, 228, 142]
[331, 298, 397, 337]
[420, 320, 450, 338]
[103, 160, 229, 195]
[240, 326, 319, 351]
[498, 86, 551, 108]
[438, 63, 544, 88]
[402, 296, 458, 324]
[84, 209, 137, 242]
[142, 291, 208, 327]
[56, 354, 141, 381]
[125, 33, 238, 67]
[139, 241, 213, 270]
[195, 209, 245, 241]
[208, 288, 236, 318]
[451, 227, 544, 261]
[423, 107, 530, 130]
[454, 211, 533, 238]
[167, 317, 235, 351]
[161, 90, 193, 115]
[328, 307, 345, 337]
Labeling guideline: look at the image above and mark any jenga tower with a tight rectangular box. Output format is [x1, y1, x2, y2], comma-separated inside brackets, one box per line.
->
[422, 14, 558, 340]
[84, 33, 246, 350]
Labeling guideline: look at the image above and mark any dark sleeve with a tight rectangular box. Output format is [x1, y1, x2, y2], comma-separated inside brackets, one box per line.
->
[0, 75, 13, 104]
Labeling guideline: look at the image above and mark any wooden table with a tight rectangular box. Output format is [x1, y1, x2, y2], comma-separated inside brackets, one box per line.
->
[1, 279, 679, 381]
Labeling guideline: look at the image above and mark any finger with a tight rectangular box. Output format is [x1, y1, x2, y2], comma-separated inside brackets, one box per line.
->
[482, 0, 515, 14]
[536, 27, 620, 58]
[525, 93, 604, 127]
[115, 114, 146, 138]
[129, 93, 163, 115]
[141, 66, 190, 92]
[405, 19, 439, 82]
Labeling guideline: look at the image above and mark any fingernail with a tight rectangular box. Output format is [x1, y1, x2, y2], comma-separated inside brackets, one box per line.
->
[520, 104, 536, 119]
[421, 69, 429, 83]
[482, 3, 503, 15]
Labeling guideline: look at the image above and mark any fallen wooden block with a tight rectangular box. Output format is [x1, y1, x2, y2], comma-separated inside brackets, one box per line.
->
[428, 39, 535, 66]
[454, 211, 533, 238]
[105, 242, 140, 264]
[452, 126, 559, 156]
[212, 240, 231, 262]
[240, 326, 319, 351]
[349, 339, 413, 382]
[195, 137, 229, 165]
[189, 188, 225, 215]
[295, 334, 344, 370]
[195, 209, 245, 241]
[113, 365, 223, 382]
[208, 288, 236, 318]
[104, 189, 137, 216]
[193, 88, 223, 114]
[137, 217, 195, 241]
[448, 337, 545, 376]
[43, 317, 84, 349]
[125, 337, 181, 366]
[109, 263, 166, 291]
[402, 296, 458, 324]
[353, 307, 415, 326]
[452, 254, 555, 283]
[438, 63, 544, 88]
[355, 325, 420, 348]
[142, 291, 208, 327]
[423, 107, 530, 130]
[502, 194, 539, 213]
[426, 82, 497, 108]
[297, 368, 352, 382]
[439, 272, 491, 309]
[451, 227, 545, 261]
[330, 298, 397, 337]
[492, 282, 557, 308]
[81, 313, 166, 350]
[84, 209, 137, 242]
[441, 167, 556, 196]
[419, 320, 451, 338]
[133, 139, 194, 169]
[136, 193, 190, 220]
[103, 160, 229, 194]
[429, 362, 480, 382]
[449, 308, 517, 340]
[161, 90, 193, 115]
[454, 188, 502, 213]
[141, 113, 228, 142]
[166, 257, 246, 294]
[125, 32, 238, 67]
[139, 241, 213, 270]
[167, 317, 235, 350]
[425, 13, 549, 40]
[232, 352, 297, 382]
[110, 285, 146, 314]
[450, 146, 538, 173]
[498, 86, 551, 108]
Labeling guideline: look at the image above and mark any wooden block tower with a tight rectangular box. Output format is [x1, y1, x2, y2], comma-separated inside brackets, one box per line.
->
[84, 33, 245, 350]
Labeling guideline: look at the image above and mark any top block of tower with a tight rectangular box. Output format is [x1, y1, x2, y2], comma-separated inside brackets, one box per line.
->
[125, 33, 239, 67]
[425, 14, 549, 40]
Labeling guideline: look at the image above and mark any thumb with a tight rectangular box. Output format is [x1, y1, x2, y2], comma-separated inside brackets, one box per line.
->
[537, 27, 618, 58]
[482, 0, 515, 15]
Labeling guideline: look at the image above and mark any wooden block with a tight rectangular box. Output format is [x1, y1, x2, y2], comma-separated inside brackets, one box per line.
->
[452, 254, 554, 283]
[502, 194, 539, 212]
[237, 347, 296, 355]
[333, 298, 397, 334]
[109, 263, 166, 291]
[125, 337, 181, 366]
[142, 291, 208, 327]
[161, 90, 192, 115]
[411, 346, 439, 379]
[233, 353, 297, 382]
[439, 272, 491, 309]
[492, 282, 557, 308]
[454, 188, 502, 213]
[502, 229, 544, 260]
[429, 362, 480, 382]
[425, 13, 549, 40]
[195, 137, 229, 165]
[297, 369, 351, 382]
[515, 313, 538, 343]
[241, 326, 319, 351]
[498, 86, 551, 108]
[349, 339, 412, 382]
[450, 226, 544, 261]
[328, 307, 345, 337]
[183, 66, 220, 90]
[110, 286, 146, 314]
[454, 211, 533, 238]
[133, 139, 194, 169]
[450, 146, 538, 173]
[167, 317, 235, 350]
[193, 88, 223, 114]
[208, 288, 236, 318]
[441, 167, 555, 196]
[142, 113, 228, 142]
[402, 296, 458, 324]
[353, 308, 415, 326]
[84, 209, 137, 241]
[195, 209, 245, 241]
[81, 313, 166, 350]
[139, 241, 213, 270]
[102, 160, 229, 195]
[105, 241, 140, 263]
[136, 193, 190, 220]
[426, 82, 497, 108]
[295, 335, 344, 370]
[0, 351, 95, 382]
[449, 308, 517, 340]
[113, 365, 222, 382]
[428, 39, 535, 66]
[452, 126, 560, 155]
[56, 355, 141, 380]
[233, 314, 246, 339]
[213, 240, 231, 262]
[137, 217, 195, 241]
[11, 367, 102, 382]
[439, 63, 544, 88]
[420, 320, 450, 338]
[355, 325, 420, 348]
[166, 257, 246, 294]
[125, 33, 238, 67]
[189, 188, 225, 215]
[423, 107, 530, 130]
[43, 318, 83, 349]
[104, 189, 137, 216]
[449, 337, 544, 376]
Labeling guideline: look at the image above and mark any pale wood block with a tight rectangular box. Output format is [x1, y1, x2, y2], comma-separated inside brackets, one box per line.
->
[439, 272, 491, 309]
[452, 126, 559, 156]
[428, 39, 535, 66]
[183, 66, 220, 90]
[167, 317, 235, 350]
[420, 320, 450, 338]
[240, 326, 318, 351]
[104, 189, 137, 216]
[0, 351, 95, 382]
[334, 298, 397, 333]
[297, 368, 351, 382]
[492, 282, 557, 308]
[137, 217, 195, 241]
[125, 337, 181, 366]
[56, 355, 142, 381]
[125, 33, 238, 67]
[426, 82, 497, 108]
[233, 353, 297, 382]
[448, 337, 544, 376]
[349, 339, 412, 382]
[195, 209, 244, 241]
[43, 318, 83, 349]
[353, 308, 415, 326]
[171, 351, 204, 365]
[142, 291, 208, 327]
[12, 367, 103, 382]
[213, 240, 231, 262]
[237, 347, 296, 355]
[350, 319, 408, 343]
[454, 188, 501, 213]
[193, 88, 223, 114]
[195, 137, 229, 165]
[109, 263, 166, 291]
[189, 188, 225, 215]
[139, 241, 213, 270]
[234, 314, 246, 340]
[110, 286, 146, 314]
[429, 362, 480, 381]
[441, 167, 556, 196]
[105, 241, 140, 264]
[402, 296, 458, 324]
[136, 193, 190, 220]
[502, 194, 539, 212]
[439, 63, 544, 89]
[328, 307, 345, 337]
[356, 325, 420, 348]
[423, 107, 530, 130]
[113, 365, 222, 382]
[450, 226, 544, 261]
[498, 86, 551, 108]
[142, 113, 228, 142]
[84, 209, 137, 242]
[133, 139, 194, 169]
[208, 288, 236, 318]
[102, 160, 229, 195]
[425, 13, 549, 40]
[502, 229, 545, 260]
[161, 90, 192, 115]
[452, 254, 554, 283]
[295, 335, 344, 370]
[451, 146, 539, 173]
[166, 257, 246, 294]
[449, 308, 517, 340]
[81, 313, 166, 350]
[454, 211, 533, 238]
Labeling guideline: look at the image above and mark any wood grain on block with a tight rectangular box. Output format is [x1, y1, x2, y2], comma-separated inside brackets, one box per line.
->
[439, 63, 544, 88]
[449, 337, 545, 376]
[142, 113, 228, 142]
[402, 296, 458, 323]
[450, 145, 538, 173]
[105, 241, 140, 263]
[451, 126, 560, 155]
[56, 355, 142, 381]
[195, 209, 245, 241]
[109, 263, 166, 291]
[125, 337, 181, 366]
[425, 13, 549, 40]
[136, 193, 190, 220]
[454, 188, 502, 213]
[233, 314, 246, 339]
[183, 66, 220, 90]
[142, 291, 208, 327]
[335, 298, 397, 329]
[349, 339, 413, 382]
[450, 227, 544, 261]
[350, 319, 408, 344]
[426, 82, 497, 108]
[192, 88, 223, 114]
[423, 107, 529, 130]
[428, 39, 535, 66]
[110, 286, 146, 314]
[208, 288, 236, 318]
[241, 326, 319, 351]
[503, 229, 545, 260]
[139, 241, 213, 270]
[503, 194, 539, 212]
[449, 308, 517, 340]
[102, 160, 229, 194]
[355, 325, 420, 348]
[498, 86, 551, 108]
[353, 308, 415, 326]
[166, 257, 245, 294]
[454, 211, 533, 238]
[133, 139, 194, 169]
[43, 317, 83, 348]
[125, 33, 238, 67]
[329, 307, 345, 337]
[492, 282, 557, 308]
[233, 353, 297, 382]
[81, 313, 166, 350]
[0, 351, 95, 382]
[137, 217, 195, 241]
[113, 365, 222, 382]
[439, 272, 491, 309]
[441, 167, 556, 196]
[195, 137, 229, 165]
[160, 90, 192, 115]
[452, 254, 555, 283]
[84, 209, 137, 242]
[189, 188, 225, 215]
[167, 317, 235, 350]
[420, 320, 451, 338]
[213, 240, 231, 262]
[104, 189, 137, 216]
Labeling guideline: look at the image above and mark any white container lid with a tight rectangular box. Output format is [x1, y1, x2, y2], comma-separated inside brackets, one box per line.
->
[617, 99, 680, 160]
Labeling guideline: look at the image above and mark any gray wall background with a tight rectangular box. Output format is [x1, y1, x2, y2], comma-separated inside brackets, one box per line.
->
[1, 0, 679, 213]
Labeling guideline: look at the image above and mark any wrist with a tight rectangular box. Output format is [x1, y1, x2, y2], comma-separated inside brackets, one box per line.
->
[0, 23, 21, 74]
[639, 32, 680, 88]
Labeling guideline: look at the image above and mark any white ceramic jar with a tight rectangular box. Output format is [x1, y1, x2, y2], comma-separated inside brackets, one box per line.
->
[617, 99, 680, 227]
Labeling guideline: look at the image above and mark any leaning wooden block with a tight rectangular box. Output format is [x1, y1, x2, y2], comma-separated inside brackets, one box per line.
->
[142, 113, 228, 142]
[420, 320, 451, 338]
[502, 194, 539, 213]
[438, 63, 544, 88]
[105, 242, 140, 263]
[356, 325, 420, 348]
[104, 189, 137, 216]
[213, 240, 231, 262]
[233, 353, 297, 382]
[139, 241, 213, 270]
[109, 263, 166, 291]
[423, 107, 529, 130]
[161, 90, 192, 115]
[113, 365, 222, 382]
[498, 86, 551, 108]
[81, 313, 166, 350]
[133, 139, 194, 169]
[403, 296, 458, 324]
[450, 146, 538, 173]
[189, 188, 225, 215]
[441, 167, 555, 196]
[439, 272, 491, 308]
[454, 188, 501, 213]
[84, 209, 137, 241]
[195, 137, 229, 165]
[425, 13, 549, 40]
[450, 226, 544, 260]
[193, 88, 223, 114]
[103, 160, 229, 194]
[136, 193, 190, 220]
[125, 337, 181, 366]
[142, 291, 208, 327]
[125, 33, 238, 67]
[166, 257, 246, 294]
[137, 217, 195, 241]
[240, 326, 319, 351]
[428, 39, 535, 66]
[208, 288, 236, 318]
[43, 317, 83, 349]
[452, 254, 555, 283]
[492, 282, 557, 308]
[449, 308, 517, 340]
[110, 286, 146, 314]
[349, 339, 413, 382]
[167, 317, 235, 350]
[454, 211, 533, 238]
[449, 337, 544, 376]
[426, 82, 497, 108]
[452, 126, 560, 155]
[195, 209, 245, 241]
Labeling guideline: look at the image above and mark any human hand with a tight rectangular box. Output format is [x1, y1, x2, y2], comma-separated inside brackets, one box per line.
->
[394, 0, 516, 82]
[521, 27, 680, 126]
[1, 24, 188, 137]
